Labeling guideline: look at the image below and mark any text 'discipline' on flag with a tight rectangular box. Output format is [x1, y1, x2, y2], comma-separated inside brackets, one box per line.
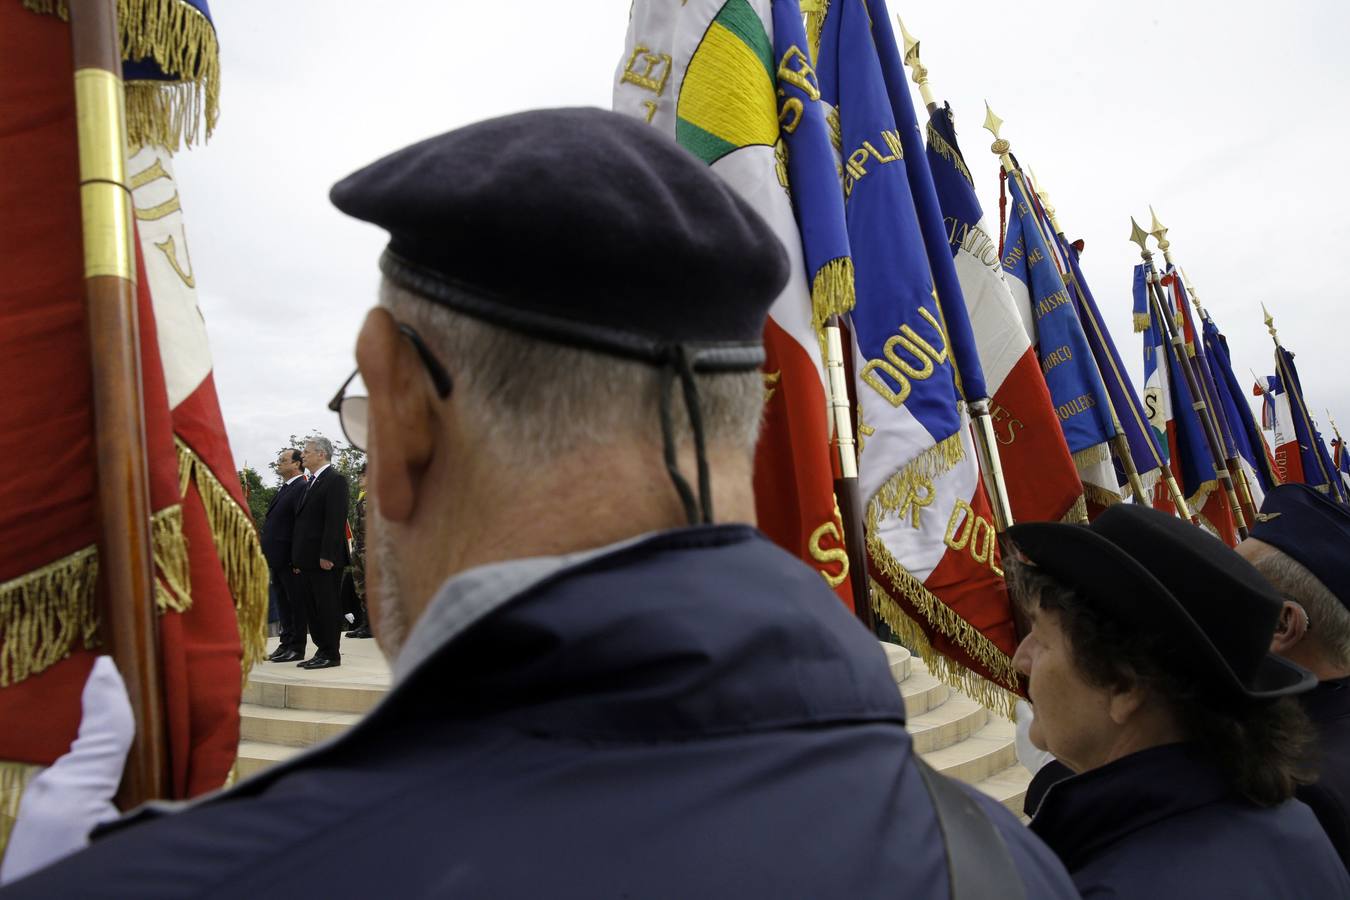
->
[613, 0, 857, 608]
[816, 1, 1019, 712]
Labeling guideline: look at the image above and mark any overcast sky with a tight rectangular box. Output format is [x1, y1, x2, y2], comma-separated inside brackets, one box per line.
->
[173, 0, 1350, 480]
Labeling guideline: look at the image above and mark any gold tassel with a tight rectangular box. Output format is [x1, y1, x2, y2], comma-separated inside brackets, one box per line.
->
[1059, 493, 1088, 524]
[925, 122, 974, 188]
[1133, 313, 1151, 333]
[869, 576, 1020, 719]
[22, 0, 220, 150]
[1081, 480, 1122, 511]
[151, 504, 192, 613]
[0, 548, 100, 688]
[1071, 443, 1110, 471]
[176, 439, 268, 672]
[0, 761, 43, 865]
[810, 256, 855, 334]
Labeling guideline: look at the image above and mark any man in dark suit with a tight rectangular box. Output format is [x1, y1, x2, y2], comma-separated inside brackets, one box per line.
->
[261, 449, 309, 663]
[290, 436, 350, 669]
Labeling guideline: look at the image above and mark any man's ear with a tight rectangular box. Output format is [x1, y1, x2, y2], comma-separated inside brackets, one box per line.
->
[356, 307, 435, 523]
[1270, 600, 1308, 656]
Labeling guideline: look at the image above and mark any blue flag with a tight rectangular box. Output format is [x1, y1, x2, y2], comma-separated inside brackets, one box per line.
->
[1001, 176, 1114, 455]
[862, 0, 987, 403]
[1276, 346, 1345, 500]
[1202, 315, 1275, 495]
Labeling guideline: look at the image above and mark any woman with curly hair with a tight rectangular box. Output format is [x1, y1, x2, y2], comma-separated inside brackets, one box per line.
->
[1008, 504, 1348, 898]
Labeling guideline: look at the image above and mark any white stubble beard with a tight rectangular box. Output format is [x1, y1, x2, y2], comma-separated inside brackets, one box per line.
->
[369, 506, 410, 663]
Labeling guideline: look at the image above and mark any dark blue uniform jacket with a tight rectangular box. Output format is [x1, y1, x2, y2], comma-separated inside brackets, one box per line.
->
[1300, 676, 1350, 872]
[4, 525, 1075, 898]
[1030, 742, 1350, 898]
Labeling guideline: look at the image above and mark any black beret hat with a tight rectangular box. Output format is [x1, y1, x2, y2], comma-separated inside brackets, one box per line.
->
[1249, 483, 1350, 607]
[330, 107, 789, 370]
[1010, 504, 1316, 707]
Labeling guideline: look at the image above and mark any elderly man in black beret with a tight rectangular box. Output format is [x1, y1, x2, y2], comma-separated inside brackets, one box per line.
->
[1008, 503, 1349, 898]
[1237, 484, 1350, 870]
[0, 108, 1078, 898]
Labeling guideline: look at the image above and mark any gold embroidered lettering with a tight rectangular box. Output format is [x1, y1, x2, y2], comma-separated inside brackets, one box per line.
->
[860, 308, 949, 408]
[1040, 344, 1073, 376]
[991, 403, 1024, 446]
[1055, 393, 1096, 421]
[153, 234, 195, 288]
[135, 194, 182, 222]
[1035, 289, 1071, 320]
[944, 499, 1003, 575]
[776, 45, 820, 101]
[620, 46, 672, 95]
[808, 500, 849, 588]
[642, 100, 658, 123]
[762, 370, 782, 405]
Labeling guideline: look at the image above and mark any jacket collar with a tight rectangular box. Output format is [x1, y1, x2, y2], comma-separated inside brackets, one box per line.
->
[1030, 743, 1231, 871]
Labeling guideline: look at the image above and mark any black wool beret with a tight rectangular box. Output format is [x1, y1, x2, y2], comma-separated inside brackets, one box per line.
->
[1249, 484, 1350, 608]
[330, 107, 790, 369]
[1010, 504, 1316, 707]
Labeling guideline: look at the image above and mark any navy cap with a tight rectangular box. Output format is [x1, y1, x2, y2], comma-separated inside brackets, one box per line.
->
[1249, 484, 1350, 607]
[330, 107, 789, 371]
[1011, 504, 1316, 708]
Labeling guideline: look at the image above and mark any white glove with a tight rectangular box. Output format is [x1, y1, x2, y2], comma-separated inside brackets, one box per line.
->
[0, 656, 134, 884]
[1013, 699, 1055, 776]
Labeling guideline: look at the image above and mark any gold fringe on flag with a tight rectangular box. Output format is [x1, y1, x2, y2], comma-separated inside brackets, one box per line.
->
[0, 761, 43, 864]
[869, 432, 967, 520]
[1071, 443, 1110, 471]
[1060, 493, 1088, 524]
[1133, 312, 1151, 333]
[22, 0, 220, 150]
[151, 504, 192, 613]
[176, 439, 268, 671]
[810, 257, 855, 334]
[0, 547, 99, 689]
[868, 569, 1020, 719]
[860, 432, 1021, 718]
[925, 122, 974, 188]
[1082, 480, 1122, 511]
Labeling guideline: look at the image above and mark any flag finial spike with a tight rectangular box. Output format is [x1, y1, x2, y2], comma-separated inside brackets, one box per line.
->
[1129, 217, 1151, 250]
[984, 102, 1009, 155]
[1148, 205, 1170, 251]
[1263, 303, 1279, 340]
[899, 18, 936, 109]
[897, 15, 919, 59]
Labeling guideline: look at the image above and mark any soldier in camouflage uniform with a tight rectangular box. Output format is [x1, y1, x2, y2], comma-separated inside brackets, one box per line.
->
[345, 465, 371, 639]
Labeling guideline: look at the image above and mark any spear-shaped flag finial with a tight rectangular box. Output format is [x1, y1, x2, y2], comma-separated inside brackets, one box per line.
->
[1149, 205, 1170, 252]
[1129, 217, 1151, 251]
[1263, 303, 1279, 341]
[984, 102, 1009, 156]
[898, 17, 936, 109]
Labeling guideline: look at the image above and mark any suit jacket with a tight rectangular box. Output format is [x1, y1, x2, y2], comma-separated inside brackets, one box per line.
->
[290, 466, 350, 570]
[260, 477, 304, 569]
[4, 527, 1079, 899]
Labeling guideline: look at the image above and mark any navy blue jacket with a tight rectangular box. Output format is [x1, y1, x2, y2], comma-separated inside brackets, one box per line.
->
[289, 465, 349, 570]
[1030, 743, 1350, 898]
[3, 526, 1075, 898]
[259, 476, 304, 570]
[1300, 676, 1350, 871]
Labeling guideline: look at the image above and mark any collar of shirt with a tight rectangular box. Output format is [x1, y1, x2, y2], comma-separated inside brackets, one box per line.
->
[284, 473, 305, 486]
[390, 530, 662, 685]
[310, 463, 331, 480]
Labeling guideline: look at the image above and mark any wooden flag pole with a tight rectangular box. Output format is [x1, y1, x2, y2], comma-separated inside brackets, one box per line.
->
[895, 25, 1016, 533]
[1132, 220, 1249, 539]
[1147, 212, 1256, 526]
[1264, 307, 1347, 503]
[68, 0, 169, 807]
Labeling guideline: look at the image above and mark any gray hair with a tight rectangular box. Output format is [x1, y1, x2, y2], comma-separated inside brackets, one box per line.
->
[1250, 548, 1350, 669]
[305, 435, 334, 461]
[378, 280, 764, 469]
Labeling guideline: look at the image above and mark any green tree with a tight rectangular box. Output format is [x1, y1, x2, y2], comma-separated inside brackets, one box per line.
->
[237, 465, 276, 528]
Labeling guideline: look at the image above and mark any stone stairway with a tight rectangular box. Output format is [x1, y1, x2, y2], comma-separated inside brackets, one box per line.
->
[239, 639, 1030, 813]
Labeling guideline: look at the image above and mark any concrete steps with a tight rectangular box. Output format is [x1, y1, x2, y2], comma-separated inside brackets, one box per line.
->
[236, 639, 1031, 815]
